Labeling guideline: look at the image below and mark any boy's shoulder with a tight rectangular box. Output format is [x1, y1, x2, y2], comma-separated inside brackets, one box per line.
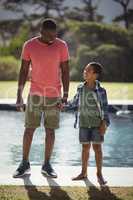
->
[77, 82, 85, 91]
[96, 81, 107, 93]
[98, 85, 106, 93]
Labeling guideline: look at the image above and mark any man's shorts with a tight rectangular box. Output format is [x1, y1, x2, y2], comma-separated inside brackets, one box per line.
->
[79, 127, 104, 144]
[25, 95, 61, 129]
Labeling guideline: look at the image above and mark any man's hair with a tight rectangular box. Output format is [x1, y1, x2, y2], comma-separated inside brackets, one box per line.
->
[41, 18, 57, 30]
[89, 62, 103, 76]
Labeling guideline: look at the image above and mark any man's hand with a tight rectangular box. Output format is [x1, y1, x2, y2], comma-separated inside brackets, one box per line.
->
[62, 95, 68, 104]
[99, 120, 107, 135]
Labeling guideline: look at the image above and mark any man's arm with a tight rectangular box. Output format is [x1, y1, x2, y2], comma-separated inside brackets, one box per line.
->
[16, 59, 30, 110]
[60, 60, 69, 104]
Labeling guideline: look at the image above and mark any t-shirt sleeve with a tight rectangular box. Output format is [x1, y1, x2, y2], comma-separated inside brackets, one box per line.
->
[21, 42, 31, 61]
[60, 42, 70, 62]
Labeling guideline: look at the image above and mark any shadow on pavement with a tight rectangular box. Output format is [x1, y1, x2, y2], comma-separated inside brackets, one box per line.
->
[84, 178, 122, 200]
[22, 174, 71, 200]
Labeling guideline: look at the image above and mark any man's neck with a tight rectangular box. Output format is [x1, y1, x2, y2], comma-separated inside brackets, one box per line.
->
[38, 36, 54, 45]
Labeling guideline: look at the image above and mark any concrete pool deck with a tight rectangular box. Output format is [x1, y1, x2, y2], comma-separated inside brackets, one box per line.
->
[0, 166, 133, 187]
[0, 98, 133, 112]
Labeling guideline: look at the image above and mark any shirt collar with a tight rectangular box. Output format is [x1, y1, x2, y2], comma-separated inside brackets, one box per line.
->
[83, 80, 100, 91]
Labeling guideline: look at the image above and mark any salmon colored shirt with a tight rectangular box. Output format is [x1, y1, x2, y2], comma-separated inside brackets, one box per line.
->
[21, 37, 69, 97]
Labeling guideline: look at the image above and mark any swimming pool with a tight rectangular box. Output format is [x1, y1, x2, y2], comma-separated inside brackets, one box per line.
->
[0, 111, 133, 168]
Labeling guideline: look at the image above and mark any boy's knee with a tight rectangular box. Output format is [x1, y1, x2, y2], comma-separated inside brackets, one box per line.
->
[83, 144, 91, 151]
[92, 144, 102, 152]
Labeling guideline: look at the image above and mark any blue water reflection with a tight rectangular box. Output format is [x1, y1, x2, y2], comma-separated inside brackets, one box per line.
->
[0, 111, 133, 167]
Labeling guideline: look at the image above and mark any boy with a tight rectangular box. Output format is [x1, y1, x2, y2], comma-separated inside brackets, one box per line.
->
[72, 62, 110, 185]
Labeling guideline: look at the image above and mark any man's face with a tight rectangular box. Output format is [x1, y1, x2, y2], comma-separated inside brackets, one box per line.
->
[41, 29, 57, 44]
[83, 65, 97, 82]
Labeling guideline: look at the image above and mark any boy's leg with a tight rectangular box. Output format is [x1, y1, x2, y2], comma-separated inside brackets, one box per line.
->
[92, 143, 107, 184]
[72, 143, 91, 180]
[82, 144, 91, 176]
[92, 144, 103, 176]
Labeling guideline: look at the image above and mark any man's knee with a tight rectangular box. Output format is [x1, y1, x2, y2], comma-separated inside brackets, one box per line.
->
[24, 128, 36, 135]
[45, 128, 55, 139]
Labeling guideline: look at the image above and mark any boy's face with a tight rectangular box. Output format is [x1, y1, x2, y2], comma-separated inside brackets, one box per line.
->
[83, 65, 97, 82]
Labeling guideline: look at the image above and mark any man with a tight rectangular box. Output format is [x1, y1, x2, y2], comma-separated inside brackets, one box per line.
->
[13, 18, 69, 178]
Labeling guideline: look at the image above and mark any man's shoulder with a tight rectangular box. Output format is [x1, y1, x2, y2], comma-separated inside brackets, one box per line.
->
[24, 37, 37, 46]
[55, 38, 68, 46]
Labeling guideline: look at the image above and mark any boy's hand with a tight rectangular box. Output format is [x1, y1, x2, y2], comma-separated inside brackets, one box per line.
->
[99, 120, 107, 135]
[56, 102, 65, 111]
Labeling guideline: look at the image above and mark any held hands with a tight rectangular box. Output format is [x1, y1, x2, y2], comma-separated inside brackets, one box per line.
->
[56, 93, 68, 111]
[99, 120, 107, 135]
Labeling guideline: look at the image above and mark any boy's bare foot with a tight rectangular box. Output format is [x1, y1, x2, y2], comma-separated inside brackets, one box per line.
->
[97, 173, 107, 186]
[72, 173, 87, 181]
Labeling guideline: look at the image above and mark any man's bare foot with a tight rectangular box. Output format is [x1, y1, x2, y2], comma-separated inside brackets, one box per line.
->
[97, 173, 107, 186]
[72, 173, 87, 181]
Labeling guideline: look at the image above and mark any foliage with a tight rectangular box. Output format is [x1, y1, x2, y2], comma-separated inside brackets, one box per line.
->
[0, 56, 20, 80]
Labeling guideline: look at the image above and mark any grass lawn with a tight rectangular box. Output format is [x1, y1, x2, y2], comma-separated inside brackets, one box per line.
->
[0, 186, 133, 200]
[0, 81, 133, 100]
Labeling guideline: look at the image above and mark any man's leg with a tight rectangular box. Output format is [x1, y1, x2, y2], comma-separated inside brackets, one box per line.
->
[44, 128, 55, 164]
[72, 144, 91, 180]
[23, 127, 36, 161]
[13, 127, 36, 178]
[92, 143, 107, 185]
[41, 128, 57, 178]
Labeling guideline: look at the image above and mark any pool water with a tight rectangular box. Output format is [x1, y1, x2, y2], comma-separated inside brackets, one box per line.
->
[0, 111, 133, 168]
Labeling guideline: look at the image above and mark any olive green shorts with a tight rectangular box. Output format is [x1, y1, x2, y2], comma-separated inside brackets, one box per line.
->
[25, 95, 61, 129]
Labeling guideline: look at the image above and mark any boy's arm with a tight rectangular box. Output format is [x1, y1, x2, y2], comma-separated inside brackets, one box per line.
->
[102, 90, 110, 127]
[70, 86, 81, 110]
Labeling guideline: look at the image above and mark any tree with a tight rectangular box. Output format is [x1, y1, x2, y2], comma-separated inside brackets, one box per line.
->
[83, 0, 104, 22]
[64, 0, 103, 22]
[112, 0, 132, 29]
[0, 0, 66, 21]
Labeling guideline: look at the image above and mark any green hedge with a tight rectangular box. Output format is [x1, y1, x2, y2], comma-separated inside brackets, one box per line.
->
[0, 56, 20, 80]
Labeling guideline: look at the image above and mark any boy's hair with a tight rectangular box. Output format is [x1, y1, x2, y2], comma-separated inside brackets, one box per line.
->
[41, 18, 57, 30]
[89, 62, 103, 79]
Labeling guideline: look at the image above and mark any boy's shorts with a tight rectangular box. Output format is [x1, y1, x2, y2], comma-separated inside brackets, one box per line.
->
[25, 95, 61, 129]
[79, 127, 104, 144]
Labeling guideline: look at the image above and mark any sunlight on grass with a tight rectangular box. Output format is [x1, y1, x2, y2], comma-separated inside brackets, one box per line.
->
[0, 81, 133, 100]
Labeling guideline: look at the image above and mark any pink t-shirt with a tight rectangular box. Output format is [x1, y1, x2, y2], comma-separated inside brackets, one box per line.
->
[21, 37, 69, 97]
